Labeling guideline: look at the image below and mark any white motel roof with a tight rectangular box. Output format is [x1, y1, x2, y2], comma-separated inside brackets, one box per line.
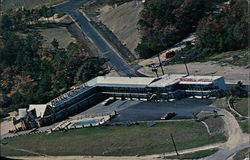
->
[85, 76, 155, 87]
[85, 74, 191, 88]
[28, 104, 48, 118]
[85, 74, 223, 88]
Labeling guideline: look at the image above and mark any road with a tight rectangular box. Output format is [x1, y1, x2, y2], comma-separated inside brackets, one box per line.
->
[3, 104, 249, 160]
[203, 109, 250, 160]
[54, 0, 144, 77]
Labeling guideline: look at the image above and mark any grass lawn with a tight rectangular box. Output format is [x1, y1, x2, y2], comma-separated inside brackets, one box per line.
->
[211, 97, 228, 109]
[1, 120, 226, 156]
[234, 97, 249, 117]
[204, 116, 225, 135]
[208, 49, 249, 67]
[238, 119, 250, 133]
[164, 148, 218, 159]
[212, 97, 250, 133]
[2, 0, 67, 11]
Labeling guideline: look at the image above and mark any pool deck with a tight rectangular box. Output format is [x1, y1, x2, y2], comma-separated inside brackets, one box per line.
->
[69, 115, 108, 128]
[51, 112, 117, 131]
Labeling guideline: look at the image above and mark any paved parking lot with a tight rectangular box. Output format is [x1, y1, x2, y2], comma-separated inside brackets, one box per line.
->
[1, 98, 216, 139]
[74, 98, 216, 123]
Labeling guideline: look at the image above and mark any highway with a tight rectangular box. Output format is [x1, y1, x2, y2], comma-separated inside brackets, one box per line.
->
[54, 0, 144, 77]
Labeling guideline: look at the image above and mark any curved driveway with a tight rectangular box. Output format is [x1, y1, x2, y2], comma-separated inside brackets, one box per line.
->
[204, 109, 250, 160]
[54, 0, 144, 77]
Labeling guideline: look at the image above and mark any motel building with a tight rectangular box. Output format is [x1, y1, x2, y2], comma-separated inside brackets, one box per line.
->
[16, 74, 227, 130]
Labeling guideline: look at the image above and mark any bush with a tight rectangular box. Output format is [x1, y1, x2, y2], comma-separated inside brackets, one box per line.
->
[230, 81, 248, 98]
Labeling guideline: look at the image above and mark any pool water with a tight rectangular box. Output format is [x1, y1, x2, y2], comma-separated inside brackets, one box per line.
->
[73, 119, 101, 127]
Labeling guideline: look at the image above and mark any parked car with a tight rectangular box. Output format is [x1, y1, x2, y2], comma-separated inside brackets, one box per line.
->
[160, 112, 177, 120]
[101, 97, 117, 106]
[161, 50, 175, 59]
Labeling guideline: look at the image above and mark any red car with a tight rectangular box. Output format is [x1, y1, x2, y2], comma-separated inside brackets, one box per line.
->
[162, 50, 175, 59]
[161, 112, 177, 120]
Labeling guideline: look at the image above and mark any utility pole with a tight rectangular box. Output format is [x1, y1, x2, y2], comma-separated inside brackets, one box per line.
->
[181, 56, 189, 75]
[170, 133, 180, 158]
[184, 63, 189, 75]
[157, 53, 165, 76]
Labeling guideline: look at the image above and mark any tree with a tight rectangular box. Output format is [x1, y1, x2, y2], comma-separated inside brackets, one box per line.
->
[230, 81, 247, 97]
[23, 9, 32, 25]
[195, 0, 248, 54]
[40, 6, 50, 23]
[135, 0, 219, 58]
[51, 38, 59, 50]
[1, 14, 12, 30]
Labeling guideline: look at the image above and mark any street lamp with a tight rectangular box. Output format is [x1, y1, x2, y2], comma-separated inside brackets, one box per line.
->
[152, 66, 159, 78]
[157, 52, 165, 75]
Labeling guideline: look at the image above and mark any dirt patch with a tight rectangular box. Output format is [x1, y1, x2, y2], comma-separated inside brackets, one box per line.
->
[98, 1, 143, 57]
[105, 69, 120, 77]
[6, 156, 160, 160]
[138, 60, 249, 85]
[218, 109, 249, 149]
[38, 26, 76, 48]
[1, 111, 20, 136]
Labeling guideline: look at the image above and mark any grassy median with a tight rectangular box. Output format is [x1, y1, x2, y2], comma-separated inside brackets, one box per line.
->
[234, 97, 249, 133]
[234, 97, 249, 117]
[1, 120, 226, 156]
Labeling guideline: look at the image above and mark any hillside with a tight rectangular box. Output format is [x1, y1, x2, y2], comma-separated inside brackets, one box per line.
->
[173, 0, 248, 63]
[0, 7, 108, 120]
[136, 0, 230, 58]
[98, 1, 143, 57]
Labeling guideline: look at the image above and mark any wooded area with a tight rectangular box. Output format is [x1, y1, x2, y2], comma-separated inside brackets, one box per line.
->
[136, 0, 247, 60]
[173, 0, 248, 62]
[0, 7, 107, 119]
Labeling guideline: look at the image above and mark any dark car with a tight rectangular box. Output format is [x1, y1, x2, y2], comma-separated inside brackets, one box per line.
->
[160, 112, 177, 120]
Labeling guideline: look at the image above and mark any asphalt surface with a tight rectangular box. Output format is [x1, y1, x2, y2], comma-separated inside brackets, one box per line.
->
[111, 99, 215, 122]
[3, 1, 247, 159]
[54, 0, 144, 77]
[205, 141, 250, 160]
[2, 99, 214, 138]
[73, 98, 215, 123]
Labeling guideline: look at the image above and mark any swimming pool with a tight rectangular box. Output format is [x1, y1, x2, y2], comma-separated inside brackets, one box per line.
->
[72, 118, 102, 127]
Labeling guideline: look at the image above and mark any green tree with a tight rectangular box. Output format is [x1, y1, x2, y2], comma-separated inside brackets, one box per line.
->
[230, 81, 247, 98]
[1, 14, 12, 30]
[51, 38, 59, 50]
